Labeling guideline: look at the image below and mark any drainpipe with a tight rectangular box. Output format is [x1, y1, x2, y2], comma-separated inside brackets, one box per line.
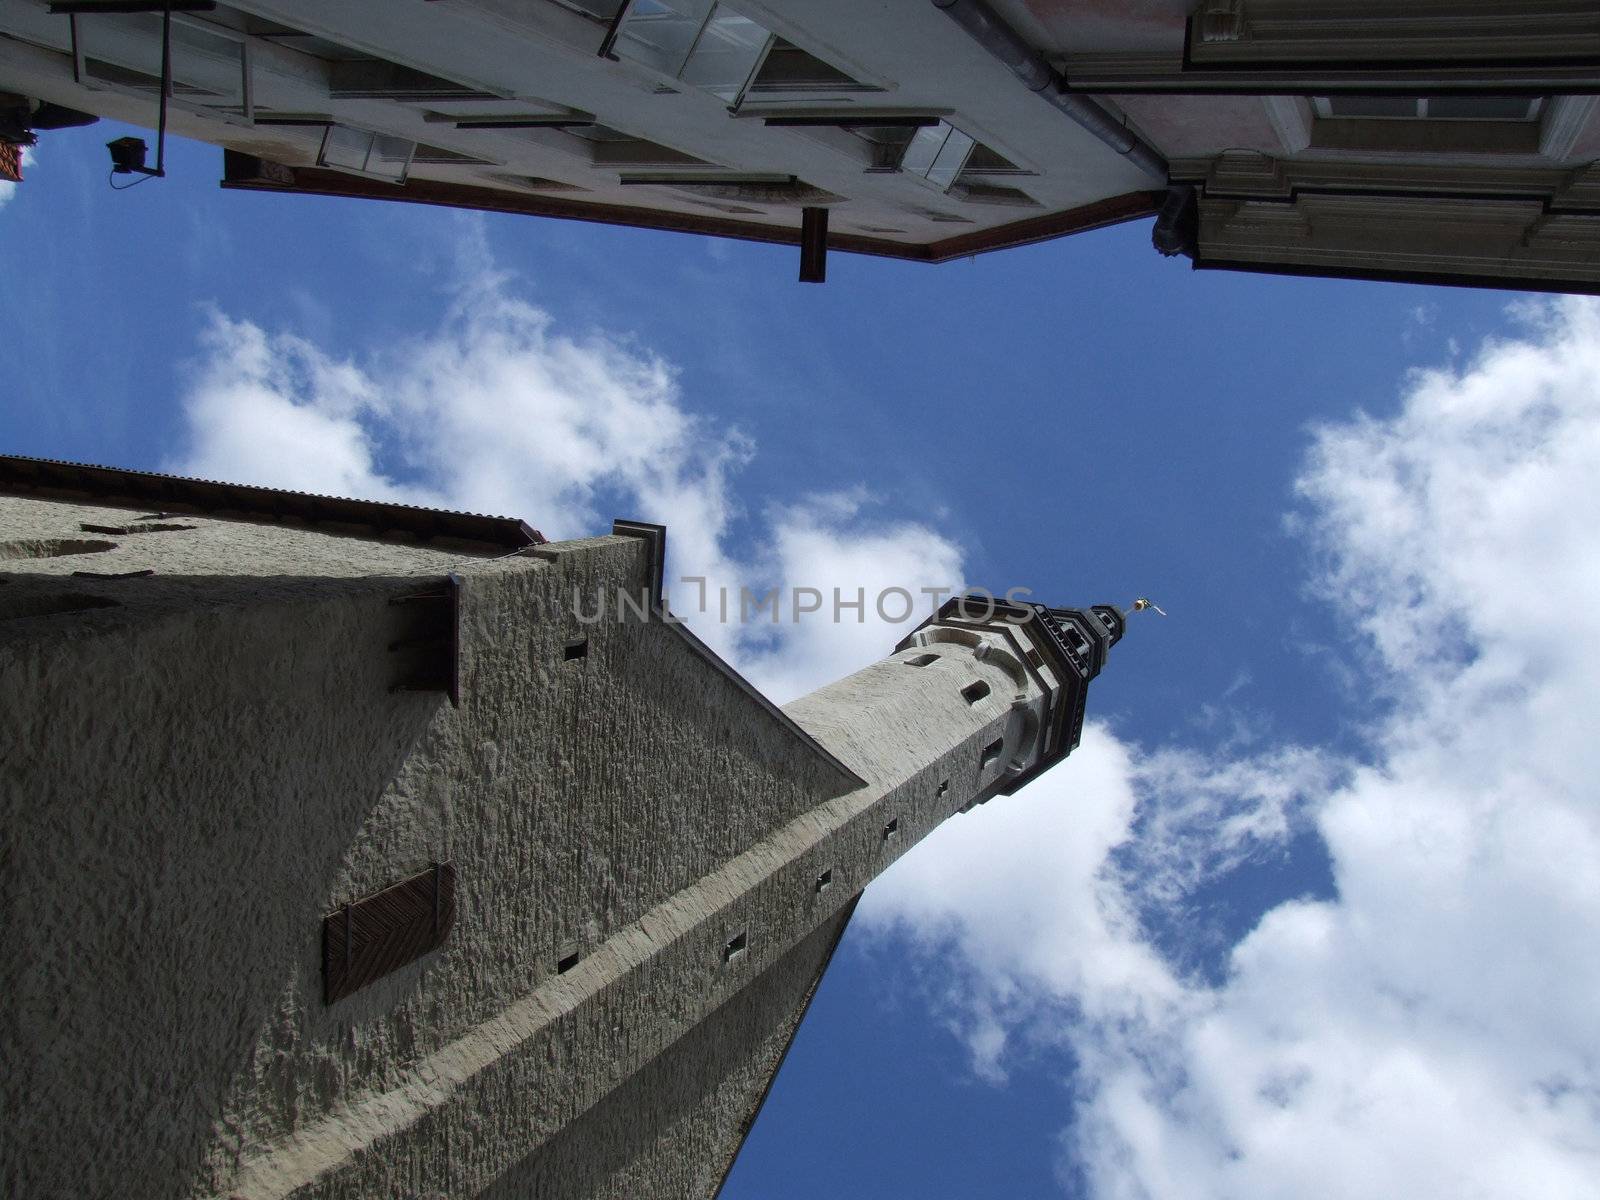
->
[930, 0, 1168, 182]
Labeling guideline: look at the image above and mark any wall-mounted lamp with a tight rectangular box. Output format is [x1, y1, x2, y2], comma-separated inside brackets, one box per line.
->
[52, 0, 203, 184]
[106, 135, 150, 174]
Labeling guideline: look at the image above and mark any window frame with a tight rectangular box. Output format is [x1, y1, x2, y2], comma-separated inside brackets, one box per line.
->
[600, 0, 775, 106]
[69, 10, 256, 124]
[1311, 96, 1546, 122]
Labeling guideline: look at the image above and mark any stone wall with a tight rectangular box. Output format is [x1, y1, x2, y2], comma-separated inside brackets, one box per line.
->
[2, 494, 1062, 1198]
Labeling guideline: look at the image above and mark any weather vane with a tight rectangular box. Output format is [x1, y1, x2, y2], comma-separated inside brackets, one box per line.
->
[1131, 597, 1168, 617]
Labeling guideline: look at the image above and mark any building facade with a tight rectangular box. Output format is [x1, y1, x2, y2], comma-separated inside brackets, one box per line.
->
[0, 453, 1122, 1198]
[3, 1, 1600, 288]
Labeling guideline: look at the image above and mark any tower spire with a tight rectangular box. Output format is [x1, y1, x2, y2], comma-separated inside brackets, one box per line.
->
[787, 590, 1125, 807]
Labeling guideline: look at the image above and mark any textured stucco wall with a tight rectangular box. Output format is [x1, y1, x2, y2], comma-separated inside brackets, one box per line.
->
[2, 494, 1062, 1199]
[192, 590, 1046, 1198]
[478, 905, 856, 1200]
[0, 496, 479, 585]
[2, 575, 449, 1195]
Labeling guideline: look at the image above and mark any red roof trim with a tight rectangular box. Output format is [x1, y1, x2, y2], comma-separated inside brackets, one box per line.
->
[219, 153, 1160, 264]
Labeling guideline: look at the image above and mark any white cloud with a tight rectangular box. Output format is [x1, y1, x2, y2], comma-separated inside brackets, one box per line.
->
[168, 224, 959, 697]
[861, 727, 1182, 1079]
[736, 489, 966, 702]
[862, 297, 1600, 1198]
[169, 226, 1600, 1196]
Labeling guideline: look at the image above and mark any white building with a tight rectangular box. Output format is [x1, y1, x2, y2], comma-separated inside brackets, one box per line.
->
[4, 0, 1599, 287]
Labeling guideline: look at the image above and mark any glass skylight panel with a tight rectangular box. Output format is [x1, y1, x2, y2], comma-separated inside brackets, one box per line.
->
[1322, 95, 1417, 119]
[1317, 96, 1545, 121]
[1427, 95, 1543, 121]
[679, 9, 770, 102]
[607, 0, 774, 104]
[169, 21, 248, 106]
[925, 127, 975, 190]
[316, 125, 415, 183]
[609, 0, 714, 75]
[899, 122, 975, 192]
[74, 12, 251, 113]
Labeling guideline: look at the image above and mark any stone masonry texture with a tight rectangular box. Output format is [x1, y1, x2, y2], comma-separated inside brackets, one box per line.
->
[1, 493, 1071, 1198]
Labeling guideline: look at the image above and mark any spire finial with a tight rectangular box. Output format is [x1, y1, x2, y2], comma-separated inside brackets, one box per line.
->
[1131, 597, 1167, 617]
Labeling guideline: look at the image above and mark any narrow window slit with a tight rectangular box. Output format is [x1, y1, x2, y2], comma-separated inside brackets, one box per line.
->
[815, 868, 833, 893]
[564, 637, 589, 661]
[882, 817, 900, 840]
[961, 680, 990, 704]
[557, 949, 580, 974]
[79, 522, 197, 535]
[982, 738, 1004, 769]
[2, 593, 120, 620]
[905, 652, 939, 667]
[937, 780, 949, 797]
[724, 931, 748, 962]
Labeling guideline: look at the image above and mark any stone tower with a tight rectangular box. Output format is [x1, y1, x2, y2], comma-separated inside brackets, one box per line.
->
[0, 454, 1121, 1199]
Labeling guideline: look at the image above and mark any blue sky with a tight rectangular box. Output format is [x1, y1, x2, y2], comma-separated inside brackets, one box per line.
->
[7, 121, 1599, 1198]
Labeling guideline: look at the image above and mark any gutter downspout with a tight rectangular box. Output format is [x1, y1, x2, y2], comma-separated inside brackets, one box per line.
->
[930, 0, 1168, 182]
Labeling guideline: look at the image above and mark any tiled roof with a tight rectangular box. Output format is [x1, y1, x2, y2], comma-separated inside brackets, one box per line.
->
[0, 142, 22, 184]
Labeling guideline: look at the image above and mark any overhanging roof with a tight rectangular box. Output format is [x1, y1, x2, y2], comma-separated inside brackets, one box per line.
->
[220, 153, 1163, 265]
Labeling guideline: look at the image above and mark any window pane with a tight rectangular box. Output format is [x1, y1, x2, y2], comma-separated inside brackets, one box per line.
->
[1427, 95, 1540, 120]
[679, 9, 771, 102]
[317, 125, 414, 182]
[900, 124, 952, 180]
[77, 12, 247, 106]
[318, 124, 375, 173]
[1325, 96, 1420, 119]
[370, 134, 418, 178]
[899, 122, 975, 192]
[170, 22, 247, 105]
[610, 0, 714, 76]
[926, 126, 975, 190]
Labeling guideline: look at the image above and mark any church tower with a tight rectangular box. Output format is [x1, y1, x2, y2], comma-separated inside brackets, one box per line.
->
[0, 455, 1124, 1199]
[794, 592, 1123, 811]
